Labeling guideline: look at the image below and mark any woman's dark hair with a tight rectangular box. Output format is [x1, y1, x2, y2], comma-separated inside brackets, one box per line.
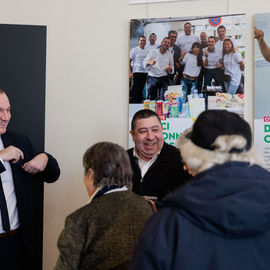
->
[191, 42, 203, 66]
[83, 142, 133, 189]
[222, 38, 235, 56]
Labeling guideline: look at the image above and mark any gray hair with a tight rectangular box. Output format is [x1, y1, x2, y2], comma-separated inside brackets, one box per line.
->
[83, 142, 133, 189]
[176, 131, 263, 175]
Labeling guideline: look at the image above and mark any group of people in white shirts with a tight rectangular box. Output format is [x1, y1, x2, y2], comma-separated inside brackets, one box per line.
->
[129, 22, 245, 104]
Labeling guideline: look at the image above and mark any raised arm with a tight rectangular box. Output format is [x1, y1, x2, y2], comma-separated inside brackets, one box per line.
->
[255, 27, 270, 62]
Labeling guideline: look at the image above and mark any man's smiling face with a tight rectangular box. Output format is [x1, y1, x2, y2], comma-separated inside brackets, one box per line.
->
[130, 116, 164, 161]
[0, 93, 11, 135]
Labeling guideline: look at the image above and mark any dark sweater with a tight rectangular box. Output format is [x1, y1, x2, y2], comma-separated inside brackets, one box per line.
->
[127, 142, 190, 201]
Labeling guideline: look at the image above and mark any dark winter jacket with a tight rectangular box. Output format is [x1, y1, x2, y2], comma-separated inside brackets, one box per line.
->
[131, 162, 270, 270]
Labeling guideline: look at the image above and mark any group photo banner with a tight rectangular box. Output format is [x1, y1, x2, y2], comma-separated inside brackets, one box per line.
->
[128, 14, 246, 147]
[254, 13, 270, 171]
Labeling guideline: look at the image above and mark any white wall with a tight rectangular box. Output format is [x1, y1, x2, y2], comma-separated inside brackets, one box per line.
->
[0, 0, 268, 269]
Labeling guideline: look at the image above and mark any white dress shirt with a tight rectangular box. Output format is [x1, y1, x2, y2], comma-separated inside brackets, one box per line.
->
[143, 48, 174, 77]
[133, 148, 159, 178]
[0, 136, 19, 233]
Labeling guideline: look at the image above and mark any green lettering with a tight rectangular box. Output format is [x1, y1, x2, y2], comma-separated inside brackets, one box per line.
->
[163, 132, 168, 140]
[265, 125, 270, 132]
[169, 133, 176, 140]
[264, 135, 270, 143]
[162, 122, 169, 131]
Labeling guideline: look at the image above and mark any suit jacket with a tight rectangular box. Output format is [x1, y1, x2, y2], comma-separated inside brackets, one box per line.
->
[0, 131, 60, 270]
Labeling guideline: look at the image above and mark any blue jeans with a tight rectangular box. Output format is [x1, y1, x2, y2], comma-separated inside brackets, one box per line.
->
[205, 68, 222, 87]
[147, 76, 169, 100]
[224, 81, 239, 95]
[181, 77, 197, 103]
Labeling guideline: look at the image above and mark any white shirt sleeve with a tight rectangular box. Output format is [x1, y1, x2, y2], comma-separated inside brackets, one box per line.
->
[143, 50, 153, 69]
[182, 53, 188, 64]
[234, 51, 242, 63]
[130, 47, 135, 60]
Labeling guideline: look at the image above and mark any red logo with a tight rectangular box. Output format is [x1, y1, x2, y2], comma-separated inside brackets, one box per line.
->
[264, 116, 270, 122]
[209, 17, 221, 27]
[159, 115, 167, 121]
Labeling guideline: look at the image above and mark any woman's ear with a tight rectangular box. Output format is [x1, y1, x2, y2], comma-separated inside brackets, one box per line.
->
[88, 168, 94, 183]
[84, 168, 97, 197]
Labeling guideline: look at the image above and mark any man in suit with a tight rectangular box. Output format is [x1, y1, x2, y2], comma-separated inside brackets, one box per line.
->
[0, 89, 60, 270]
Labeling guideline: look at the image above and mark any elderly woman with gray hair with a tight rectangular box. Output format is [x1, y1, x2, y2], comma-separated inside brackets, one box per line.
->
[131, 110, 270, 270]
[54, 142, 154, 270]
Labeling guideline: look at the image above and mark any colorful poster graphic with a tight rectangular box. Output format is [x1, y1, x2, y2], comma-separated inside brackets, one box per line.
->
[129, 14, 246, 147]
[254, 13, 270, 170]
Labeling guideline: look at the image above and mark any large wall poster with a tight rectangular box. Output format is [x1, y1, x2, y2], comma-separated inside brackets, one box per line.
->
[254, 13, 270, 170]
[129, 14, 246, 147]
